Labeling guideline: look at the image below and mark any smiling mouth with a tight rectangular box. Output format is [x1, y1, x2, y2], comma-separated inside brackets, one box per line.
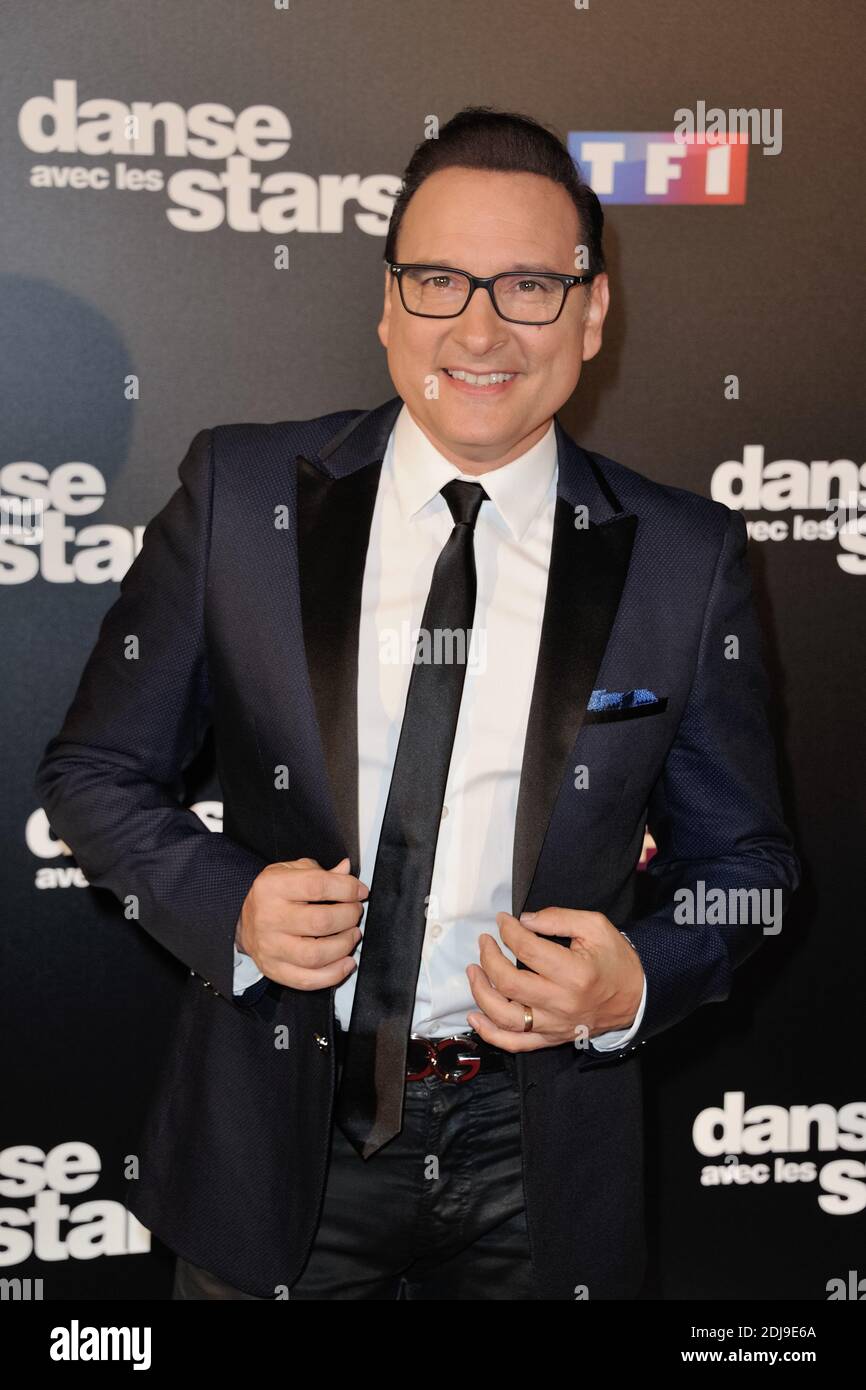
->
[443, 368, 517, 386]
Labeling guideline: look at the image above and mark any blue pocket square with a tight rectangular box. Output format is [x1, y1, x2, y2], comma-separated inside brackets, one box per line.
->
[588, 688, 661, 712]
[583, 689, 668, 724]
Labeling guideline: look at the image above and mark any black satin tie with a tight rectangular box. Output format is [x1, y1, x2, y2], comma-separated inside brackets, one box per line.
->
[334, 478, 489, 1159]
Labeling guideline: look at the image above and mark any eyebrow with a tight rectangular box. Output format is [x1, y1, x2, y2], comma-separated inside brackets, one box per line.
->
[413, 261, 563, 275]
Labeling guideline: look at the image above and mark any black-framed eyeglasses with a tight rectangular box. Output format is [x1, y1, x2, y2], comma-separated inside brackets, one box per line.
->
[386, 261, 594, 325]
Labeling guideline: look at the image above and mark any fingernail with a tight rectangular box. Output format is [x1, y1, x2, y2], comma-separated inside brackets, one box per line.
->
[520, 911, 537, 923]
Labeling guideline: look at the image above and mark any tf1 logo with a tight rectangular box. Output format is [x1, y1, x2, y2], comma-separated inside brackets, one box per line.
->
[569, 131, 748, 204]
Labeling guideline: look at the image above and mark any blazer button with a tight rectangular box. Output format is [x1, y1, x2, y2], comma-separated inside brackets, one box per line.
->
[313, 1033, 330, 1050]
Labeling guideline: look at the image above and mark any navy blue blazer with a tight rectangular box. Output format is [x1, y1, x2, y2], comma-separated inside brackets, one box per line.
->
[35, 395, 800, 1299]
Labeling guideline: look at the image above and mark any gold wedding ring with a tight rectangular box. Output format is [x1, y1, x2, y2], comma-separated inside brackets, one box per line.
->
[522, 1005, 534, 1032]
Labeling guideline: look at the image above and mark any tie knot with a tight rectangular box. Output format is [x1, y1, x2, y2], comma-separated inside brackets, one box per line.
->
[440, 478, 488, 529]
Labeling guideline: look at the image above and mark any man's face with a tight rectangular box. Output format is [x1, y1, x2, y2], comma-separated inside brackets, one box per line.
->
[378, 166, 609, 473]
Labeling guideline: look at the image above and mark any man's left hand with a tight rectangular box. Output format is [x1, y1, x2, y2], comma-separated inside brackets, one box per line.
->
[465, 908, 645, 1052]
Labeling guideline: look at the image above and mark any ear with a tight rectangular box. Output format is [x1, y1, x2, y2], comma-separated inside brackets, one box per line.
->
[377, 264, 393, 350]
[580, 272, 610, 363]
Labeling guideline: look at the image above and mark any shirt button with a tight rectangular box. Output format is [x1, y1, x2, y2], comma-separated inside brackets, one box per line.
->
[441, 804, 449, 819]
[429, 922, 442, 939]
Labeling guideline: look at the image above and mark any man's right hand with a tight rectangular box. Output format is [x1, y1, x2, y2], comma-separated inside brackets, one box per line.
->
[235, 856, 368, 991]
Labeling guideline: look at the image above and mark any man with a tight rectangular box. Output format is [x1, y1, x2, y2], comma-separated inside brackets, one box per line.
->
[35, 107, 799, 1301]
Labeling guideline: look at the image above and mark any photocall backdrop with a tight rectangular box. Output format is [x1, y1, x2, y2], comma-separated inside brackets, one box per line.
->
[3, 0, 863, 1301]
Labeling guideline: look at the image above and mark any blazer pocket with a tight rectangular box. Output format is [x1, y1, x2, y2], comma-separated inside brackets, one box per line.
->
[582, 696, 668, 726]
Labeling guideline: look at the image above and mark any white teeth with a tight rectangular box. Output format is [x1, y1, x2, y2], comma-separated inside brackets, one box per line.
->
[445, 369, 515, 386]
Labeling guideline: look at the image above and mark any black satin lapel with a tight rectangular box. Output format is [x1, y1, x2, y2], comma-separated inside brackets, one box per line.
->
[511, 501, 638, 918]
[296, 454, 382, 878]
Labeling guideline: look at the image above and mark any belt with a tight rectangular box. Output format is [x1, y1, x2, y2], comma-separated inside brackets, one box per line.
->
[334, 1027, 510, 1083]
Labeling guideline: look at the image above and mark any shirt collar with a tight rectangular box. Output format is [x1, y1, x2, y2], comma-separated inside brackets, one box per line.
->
[389, 402, 558, 542]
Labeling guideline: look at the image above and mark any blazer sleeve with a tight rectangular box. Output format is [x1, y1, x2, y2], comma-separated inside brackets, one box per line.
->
[609, 506, 801, 1052]
[34, 428, 270, 1000]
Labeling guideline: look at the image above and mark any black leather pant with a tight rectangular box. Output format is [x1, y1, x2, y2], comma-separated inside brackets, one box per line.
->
[172, 1051, 540, 1300]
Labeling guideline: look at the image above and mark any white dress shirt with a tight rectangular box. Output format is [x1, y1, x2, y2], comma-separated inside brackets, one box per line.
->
[233, 404, 646, 1049]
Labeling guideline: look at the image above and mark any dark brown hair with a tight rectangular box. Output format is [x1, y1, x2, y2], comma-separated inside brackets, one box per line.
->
[384, 106, 605, 277]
